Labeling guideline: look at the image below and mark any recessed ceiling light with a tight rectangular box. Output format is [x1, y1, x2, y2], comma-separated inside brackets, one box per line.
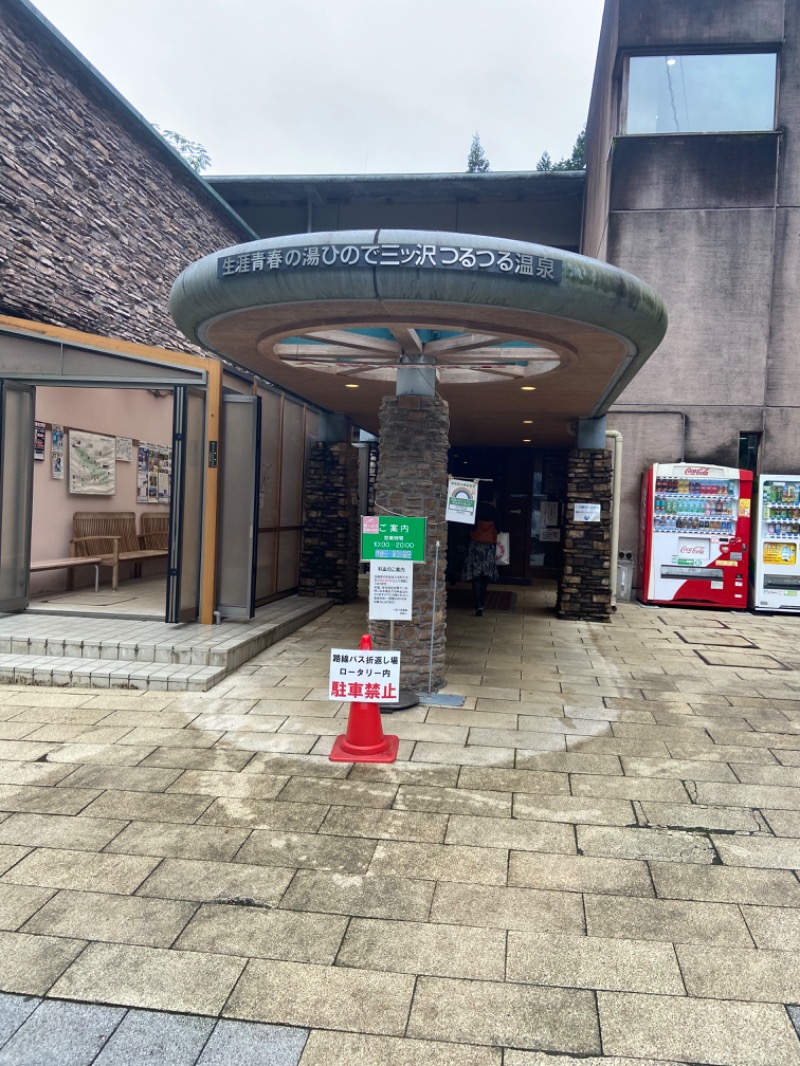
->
[523, 420, 533, 424]
[523, 438, 532, 443]
[521, 386, 536, 391]
[344, 383, 359, 388]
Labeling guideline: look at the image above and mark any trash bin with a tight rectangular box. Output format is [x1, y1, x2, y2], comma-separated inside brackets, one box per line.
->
[616, 551, 634, 602]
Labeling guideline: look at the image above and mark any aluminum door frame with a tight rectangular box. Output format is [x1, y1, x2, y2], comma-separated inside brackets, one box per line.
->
[0, 382, 36, 612]
[166, 386, 206, 623]
[216, 393, 261, 619]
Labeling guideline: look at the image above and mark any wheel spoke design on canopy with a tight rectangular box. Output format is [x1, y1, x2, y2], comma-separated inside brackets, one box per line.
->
[272, 325, 564, 383]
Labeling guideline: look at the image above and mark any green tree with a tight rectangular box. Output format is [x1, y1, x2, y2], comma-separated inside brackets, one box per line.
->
[466, 132, 490, 173]
[154, 125, 211, 173]
[535, 127, 586, 172]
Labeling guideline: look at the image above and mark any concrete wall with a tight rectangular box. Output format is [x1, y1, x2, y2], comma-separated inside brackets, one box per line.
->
[585, 0, 799, 567]
[0, 0, 250, 351]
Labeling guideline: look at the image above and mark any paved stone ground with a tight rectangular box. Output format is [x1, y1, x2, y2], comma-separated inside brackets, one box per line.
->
[0, 584, 798, 1064]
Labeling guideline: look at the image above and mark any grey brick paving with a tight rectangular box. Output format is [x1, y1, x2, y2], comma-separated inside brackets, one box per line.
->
[0, 587, 799, 1063]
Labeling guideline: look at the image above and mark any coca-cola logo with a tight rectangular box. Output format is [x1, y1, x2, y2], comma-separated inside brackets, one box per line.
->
[683, 467, 710, 476]
[679, 545, 706, 556]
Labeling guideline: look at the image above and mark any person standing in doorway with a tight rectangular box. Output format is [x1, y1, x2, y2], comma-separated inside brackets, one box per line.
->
[461, 495, 499, 616]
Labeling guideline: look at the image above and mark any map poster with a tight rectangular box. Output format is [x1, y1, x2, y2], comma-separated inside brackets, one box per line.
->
[116, 436, 132, 462]
[68, 430, 116, 495]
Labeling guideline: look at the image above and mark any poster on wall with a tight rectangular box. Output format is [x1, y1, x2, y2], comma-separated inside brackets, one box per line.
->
[51, 452, 64, 479]
[137, 441, 172, 504]
[34, 421, 46, 461]
[68, 430, 116, 495]
[116, 437, 132, 462]
[51, 424, 64, 455]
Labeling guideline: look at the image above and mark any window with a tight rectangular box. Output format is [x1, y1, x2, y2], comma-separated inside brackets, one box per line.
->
[738, 432, 761, 473]
[625, 53, 777, 135]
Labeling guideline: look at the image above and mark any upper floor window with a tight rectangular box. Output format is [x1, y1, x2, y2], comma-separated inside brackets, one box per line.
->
[625, 53, 777, 135]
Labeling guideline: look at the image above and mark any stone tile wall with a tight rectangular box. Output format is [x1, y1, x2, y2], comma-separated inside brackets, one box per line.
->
[557, 449, 613, 621]
[370, 395, 449, 691]
[0, 1, 249, 351]
[299, 443, 360, 603]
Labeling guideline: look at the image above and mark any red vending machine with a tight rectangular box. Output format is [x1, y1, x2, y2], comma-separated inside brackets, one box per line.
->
[638, 463, 753, 608]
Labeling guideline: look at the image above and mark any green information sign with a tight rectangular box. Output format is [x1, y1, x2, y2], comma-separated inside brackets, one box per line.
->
[361, 515, 426, 562]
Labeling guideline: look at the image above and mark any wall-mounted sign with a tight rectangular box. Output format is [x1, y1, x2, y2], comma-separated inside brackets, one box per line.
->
[369, 561, 414, 620]
[218, 243, 562, 285]
[574, 503, 602, 523]
[445, 478, 478, 524]
[361, 516, 426, 562]
[328, 648, 401, 703]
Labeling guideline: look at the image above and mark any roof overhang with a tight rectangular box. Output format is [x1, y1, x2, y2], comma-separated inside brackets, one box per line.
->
[170, 229, 667, 447]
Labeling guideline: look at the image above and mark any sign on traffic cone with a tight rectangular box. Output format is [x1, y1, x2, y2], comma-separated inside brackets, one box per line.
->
[329, 634, 399, 763]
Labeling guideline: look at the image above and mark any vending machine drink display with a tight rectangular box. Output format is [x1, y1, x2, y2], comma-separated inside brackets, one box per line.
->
[638, 463, 753, 608]
[751, 475, 800, 612]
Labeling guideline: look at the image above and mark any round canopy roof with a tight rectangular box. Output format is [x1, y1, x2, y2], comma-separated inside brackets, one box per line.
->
[170, 230, 667, 446]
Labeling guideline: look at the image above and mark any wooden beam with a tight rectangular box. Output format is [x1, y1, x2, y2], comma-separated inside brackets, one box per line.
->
[389, 326, 424, 355]
[302, 329, 400, 354]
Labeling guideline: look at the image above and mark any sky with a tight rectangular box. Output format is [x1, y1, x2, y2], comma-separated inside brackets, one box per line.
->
[32, 0, 606, 177]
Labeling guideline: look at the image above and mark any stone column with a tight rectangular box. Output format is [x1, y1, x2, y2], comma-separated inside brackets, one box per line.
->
[299, 441, 360, 602]
[557, 448, 613, 621]
[370, 394, 449, 691]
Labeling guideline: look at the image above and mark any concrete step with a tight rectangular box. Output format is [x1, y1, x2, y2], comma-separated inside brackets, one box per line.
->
[0, 654, 226, 691]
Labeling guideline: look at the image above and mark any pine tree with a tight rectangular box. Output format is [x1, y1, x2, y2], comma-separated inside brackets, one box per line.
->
[466, 132, 490, 173]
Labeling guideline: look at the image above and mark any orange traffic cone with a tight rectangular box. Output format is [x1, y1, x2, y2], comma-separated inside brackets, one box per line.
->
[329, 634, 399, 763]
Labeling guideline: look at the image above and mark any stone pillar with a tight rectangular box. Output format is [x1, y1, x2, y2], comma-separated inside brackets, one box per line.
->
[299, 441, 360, 602]
[370, 394, 449, 691]
[557, 449, 613, 621]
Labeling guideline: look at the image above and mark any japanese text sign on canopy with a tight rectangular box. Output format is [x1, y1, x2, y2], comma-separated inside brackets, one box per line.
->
[329, 648, 401, 704]
[361, 516, 426, 562]
[445, 478, 478, 524]
[369, 561, 414, 621]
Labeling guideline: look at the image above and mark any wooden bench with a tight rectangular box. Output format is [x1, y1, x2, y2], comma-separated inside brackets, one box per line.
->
[31, 556, 103, 593]
[70, 511, 168, 591]
[139, 512, 169, 551]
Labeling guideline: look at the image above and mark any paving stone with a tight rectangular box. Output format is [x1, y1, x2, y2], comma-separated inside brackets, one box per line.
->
[197, 797, 329, 832]
[504, 1055, 683, 1066]
[21, 889, 195, 947]
[274, 777, 397, 809]
[512, 794, 635, 827]
[0, 761, 76, 787]
[509, 851, 654, 897]
[639, 800, 762, 832]
[429, 881, 584, 933]
[576, 824, 715, 863]
[0, 783, 99, 816]
[455, 767, 569, 795]
[667, 741, 779, 764]
[299, 1031, 501, 1066]
[740, 906, 800, 949]
[281, 870, 434, 922]
[165, 769, 289, 801]
[571, 774, 691, 802]
[369, 841, 508, 885]
[0, 931, 85, 995]
[514, 751, 623, 775]
[347, 762, 459, 787]
[650, 860, 800, 906]
[713, 833, 800, 870]
[50, 941, 246, 1015]
[339, 916, 505, 980]
[598, 990, 800, 1065]
[394, 784, 511, 817]
[411, 743, 515, 767]
[136, 857, 294, 905]
[678, 943, 800, 1002]
[319, 805, 447, 844]
[2, 847, 158, 893]
[235, 829, 375, 874]
[695, 781, 800, 810]
[195, 1018, 308, 1066]
[763, 808, 800, 836]
[0, 993, 40, 1052]
[80, 789, 215, 824]
[585, 893, 753, 945]
[94, 1009, 215, 1065]
[407, 976, 600, 1053]
[175, 901, 345, 964]
[103, 820, 251, 862]
[141, 747, 255, 772]
[0, 998, 125, 1066]
[224, 958, 414, 1035]
[507, 929, 684, 993]
[56, 764, 183, 793]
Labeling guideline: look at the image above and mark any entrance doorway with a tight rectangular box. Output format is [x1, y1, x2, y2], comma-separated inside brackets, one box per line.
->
[447, 446, 569, 585]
